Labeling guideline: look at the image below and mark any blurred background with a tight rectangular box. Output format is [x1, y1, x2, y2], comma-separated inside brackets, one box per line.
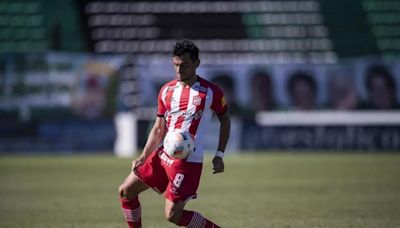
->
[1, 0, 400, 155]
[1, 1, 400, 227]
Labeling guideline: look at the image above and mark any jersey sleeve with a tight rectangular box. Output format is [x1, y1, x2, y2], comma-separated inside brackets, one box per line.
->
[211, 85, 228, 116]
[157, 85, 167, 117]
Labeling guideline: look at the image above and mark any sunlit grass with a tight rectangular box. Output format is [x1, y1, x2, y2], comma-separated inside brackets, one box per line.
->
[0, 153, 399, 227]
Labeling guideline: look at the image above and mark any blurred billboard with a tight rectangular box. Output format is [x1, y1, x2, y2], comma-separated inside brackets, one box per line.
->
[1, 0, 400, 152]
[0, 53, 125, 152]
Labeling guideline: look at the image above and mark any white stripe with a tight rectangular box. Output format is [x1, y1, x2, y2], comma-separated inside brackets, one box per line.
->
[188, 212, 205, 228]
[168, 85, 183, 130]
[201, 219, 207, 228]
[187, 212, 199, 228]
[122, 207, 141, 222]
[196, 214, 205, 228]
[161, 85, 169, 107]
[186, 87, 213, 163]
[256, 111, 400, 126]
[192, 213, 201, 228]
[181, 87, 200, 131]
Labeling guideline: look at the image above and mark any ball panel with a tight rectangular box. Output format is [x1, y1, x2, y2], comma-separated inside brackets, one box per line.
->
[163, 131, 194, 159]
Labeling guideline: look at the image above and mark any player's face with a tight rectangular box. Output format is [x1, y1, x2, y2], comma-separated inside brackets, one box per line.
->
[172, 53, 199, 82]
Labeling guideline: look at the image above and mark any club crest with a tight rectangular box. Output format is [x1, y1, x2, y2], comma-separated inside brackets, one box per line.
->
[192, 95, 202, 106]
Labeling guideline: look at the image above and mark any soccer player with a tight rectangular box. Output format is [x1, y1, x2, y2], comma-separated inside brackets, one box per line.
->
[118, 40, 231, 228]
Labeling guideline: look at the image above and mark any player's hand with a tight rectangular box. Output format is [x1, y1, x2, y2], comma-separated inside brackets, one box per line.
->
[131, 156, 146, 173]
[212, 156, 224, 174]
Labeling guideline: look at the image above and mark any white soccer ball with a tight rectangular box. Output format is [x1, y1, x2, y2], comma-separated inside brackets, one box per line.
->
[163, 131, 194, 159]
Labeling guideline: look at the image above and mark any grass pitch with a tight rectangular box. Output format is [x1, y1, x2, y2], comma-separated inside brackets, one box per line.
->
[0, 152, 400, 228]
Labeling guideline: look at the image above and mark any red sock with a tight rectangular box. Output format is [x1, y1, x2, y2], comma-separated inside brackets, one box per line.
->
[120, 197, 142, 228]
[178, 210, 220, 228]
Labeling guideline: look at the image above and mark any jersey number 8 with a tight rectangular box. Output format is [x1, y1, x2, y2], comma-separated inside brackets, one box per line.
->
[173, 173, 185, 188]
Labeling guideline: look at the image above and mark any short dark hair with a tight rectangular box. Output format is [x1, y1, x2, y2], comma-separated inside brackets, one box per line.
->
[173, 40, 199, 61]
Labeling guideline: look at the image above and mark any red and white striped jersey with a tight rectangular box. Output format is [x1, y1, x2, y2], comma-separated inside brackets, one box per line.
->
[157, 76, 227, 163]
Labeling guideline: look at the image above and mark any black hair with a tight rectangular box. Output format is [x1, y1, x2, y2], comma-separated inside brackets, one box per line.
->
[365, 64, 395, 92]
[173, 39, 199, 61]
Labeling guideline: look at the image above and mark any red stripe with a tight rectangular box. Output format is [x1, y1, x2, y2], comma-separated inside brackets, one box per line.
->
[165, 85, 175, 128]
[189, 85, 207, 136]
[174, 86, 190, 130]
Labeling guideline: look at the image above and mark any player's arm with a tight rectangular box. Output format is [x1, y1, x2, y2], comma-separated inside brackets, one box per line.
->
[217, 111, 230, 154]
[132, 116, 166, 171]
[213, 110, 231, 174]
[142, 116, 167, 158]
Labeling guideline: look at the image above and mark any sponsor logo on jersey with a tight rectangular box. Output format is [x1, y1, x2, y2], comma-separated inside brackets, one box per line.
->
[192, 95, 202, 106]
[159, 151, 174, 166]
[170, 109, 188, 117]
[169, 109, 203, 120]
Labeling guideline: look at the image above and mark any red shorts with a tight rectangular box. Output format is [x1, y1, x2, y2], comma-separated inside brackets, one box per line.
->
[135, 147, 203, 203]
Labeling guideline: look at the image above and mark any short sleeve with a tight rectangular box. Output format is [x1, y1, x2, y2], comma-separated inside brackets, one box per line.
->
[211, 85, 228, 116]
[157, 85, 167, 117]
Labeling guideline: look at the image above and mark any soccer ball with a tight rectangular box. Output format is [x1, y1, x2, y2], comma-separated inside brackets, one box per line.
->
[163, 131, 194, 159]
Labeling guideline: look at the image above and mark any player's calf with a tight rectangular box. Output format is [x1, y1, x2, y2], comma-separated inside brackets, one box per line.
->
[120, 196, 142, 228]
[165, 200, 185, 224]
[177, 210, 221, 228]
[165, 203, 220, 228]
[118, 173, 149, 227]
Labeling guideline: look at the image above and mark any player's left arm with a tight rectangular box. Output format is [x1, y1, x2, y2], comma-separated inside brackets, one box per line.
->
[213, 110, 231, 174]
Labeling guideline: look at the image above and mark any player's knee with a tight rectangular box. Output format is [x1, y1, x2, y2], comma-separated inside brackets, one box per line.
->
[118, 184, 134, 199]
[165, 208, 181, 224]
[118, 184, 126, 197]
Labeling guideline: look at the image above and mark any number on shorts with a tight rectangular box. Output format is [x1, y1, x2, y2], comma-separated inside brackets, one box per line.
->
[173, 173, 185, 188]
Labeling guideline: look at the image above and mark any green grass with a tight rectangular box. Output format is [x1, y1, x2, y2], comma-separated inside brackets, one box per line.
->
[1, 153, 400, 228]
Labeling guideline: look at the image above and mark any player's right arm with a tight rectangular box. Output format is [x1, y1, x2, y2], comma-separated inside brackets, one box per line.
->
[132, 83, 169, 172]
[132, 116, 166, 172]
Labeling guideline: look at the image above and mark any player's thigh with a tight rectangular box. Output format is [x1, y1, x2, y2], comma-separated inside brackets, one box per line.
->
[119, 172, 149, 199]
[165, 161, 202, 203]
